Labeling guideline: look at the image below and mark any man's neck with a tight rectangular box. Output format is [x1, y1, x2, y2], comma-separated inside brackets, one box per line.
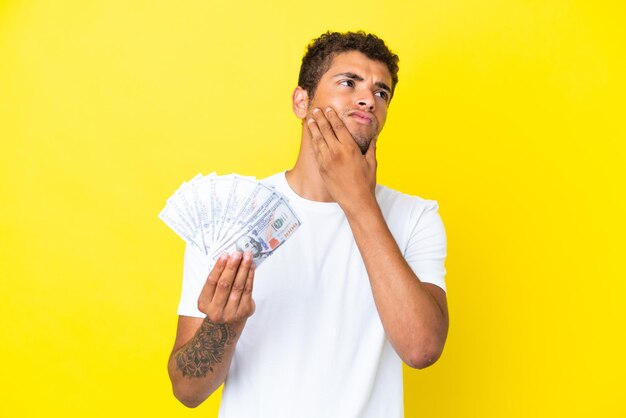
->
[285, 131, 335, 203]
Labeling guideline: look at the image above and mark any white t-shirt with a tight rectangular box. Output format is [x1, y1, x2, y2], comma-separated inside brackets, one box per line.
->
[178, 171, 447, 418]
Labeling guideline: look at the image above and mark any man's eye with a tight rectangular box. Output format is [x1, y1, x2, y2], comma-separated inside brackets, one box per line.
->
[375, 91, 389, 101]
[339, 80, 355, 87]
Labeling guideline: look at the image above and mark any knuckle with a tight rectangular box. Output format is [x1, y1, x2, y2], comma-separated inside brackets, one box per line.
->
[224, 309, 240, 323]
[197, 299, 207, 313]
[207, 308, 223, 323]
[218, 279, 232, 289]
[234, 307, 246, 319]
[332, 121, 345, 131]
[208, 266, 224, 279]
[241, 305, 254, 317]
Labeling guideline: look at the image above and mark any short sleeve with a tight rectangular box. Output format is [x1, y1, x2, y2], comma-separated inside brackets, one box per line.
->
[177, 243, 212, 317]
[404, 200, 448, 292]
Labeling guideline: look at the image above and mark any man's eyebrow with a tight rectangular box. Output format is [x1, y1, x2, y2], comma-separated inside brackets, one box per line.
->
[375, 81, 392, 93]
[333, 72, 391, 93]
[333, 72, 364, 81]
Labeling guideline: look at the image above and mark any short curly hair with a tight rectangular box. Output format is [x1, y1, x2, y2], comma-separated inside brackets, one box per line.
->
[298, 31, 399, 100]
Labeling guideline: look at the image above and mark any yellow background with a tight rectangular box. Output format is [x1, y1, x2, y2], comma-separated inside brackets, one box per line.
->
[1, 1, 624, 416]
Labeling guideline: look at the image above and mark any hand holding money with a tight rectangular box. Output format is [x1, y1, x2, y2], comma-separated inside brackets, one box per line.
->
[197, 251, 256, 325]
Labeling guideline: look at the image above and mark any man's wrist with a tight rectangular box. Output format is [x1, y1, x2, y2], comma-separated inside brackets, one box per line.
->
[341, 194, 383, 226]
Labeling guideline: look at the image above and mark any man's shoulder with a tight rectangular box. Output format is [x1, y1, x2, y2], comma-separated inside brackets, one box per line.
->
[375, 184, 439, 214]
[375, 184, 444, 249]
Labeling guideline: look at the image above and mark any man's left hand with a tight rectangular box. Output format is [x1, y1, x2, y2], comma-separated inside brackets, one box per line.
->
[306, 107, 378, 212]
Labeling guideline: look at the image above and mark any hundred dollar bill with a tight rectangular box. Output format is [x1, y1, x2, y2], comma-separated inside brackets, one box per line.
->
[216, 175, 258, 244]
[159, 178, 204, 251]
[190, 172, 216, 253]
[160, 173, 302, 263]
[210, 197, 301, 267]
[209, 174, 236, 244]
[215, 182, 277, 249]
[177, 174, 203, 232]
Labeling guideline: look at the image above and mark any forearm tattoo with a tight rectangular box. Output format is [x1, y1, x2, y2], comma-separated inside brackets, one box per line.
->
[176, 319, 236, 378]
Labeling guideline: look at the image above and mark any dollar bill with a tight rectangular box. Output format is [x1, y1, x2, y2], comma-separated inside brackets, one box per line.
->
[159, 173, 301, 264]
[210, 196, 301, 267]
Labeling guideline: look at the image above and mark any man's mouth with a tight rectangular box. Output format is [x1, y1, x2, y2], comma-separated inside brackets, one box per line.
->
[347, 110, 374, 125]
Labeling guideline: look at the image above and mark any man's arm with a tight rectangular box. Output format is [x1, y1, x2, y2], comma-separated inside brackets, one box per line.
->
[168, 251, 255, 407]
[342, 203, 448, 368]
[307, 107, 449, 369]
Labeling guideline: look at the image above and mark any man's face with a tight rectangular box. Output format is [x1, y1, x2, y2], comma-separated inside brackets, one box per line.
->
[307, 51, 393, 153]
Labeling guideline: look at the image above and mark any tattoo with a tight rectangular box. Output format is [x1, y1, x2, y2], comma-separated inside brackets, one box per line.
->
[176, 319, 236, 378]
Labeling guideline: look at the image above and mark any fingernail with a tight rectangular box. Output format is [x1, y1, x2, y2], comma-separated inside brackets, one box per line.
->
[325, 107, 332, 113]
[219, 252, 229, 261]
[313, 108, 320, 114]
[307, 118, 315, 124]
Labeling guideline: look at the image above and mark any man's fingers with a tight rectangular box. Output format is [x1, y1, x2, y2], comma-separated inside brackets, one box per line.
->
[210, 251, 243, 310]
[237, 266, 256, 319]
[310, 108, 340, 150]
[199, 252, 229, 308]
[307, 117, 330, 162]
[323, 107, 352, 145]
[222, 252, 253, 321]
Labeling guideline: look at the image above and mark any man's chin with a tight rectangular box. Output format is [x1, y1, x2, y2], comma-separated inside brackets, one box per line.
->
[352, 134, 373, 155]
[344, 122, 376, 154]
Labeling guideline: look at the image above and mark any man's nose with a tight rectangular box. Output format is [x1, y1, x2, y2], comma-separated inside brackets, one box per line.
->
[356, 90, 375, 111]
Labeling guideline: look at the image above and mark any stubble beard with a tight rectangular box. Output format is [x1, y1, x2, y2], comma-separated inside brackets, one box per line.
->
[338, 110, 378, 155]
[352, 133, 373, 155]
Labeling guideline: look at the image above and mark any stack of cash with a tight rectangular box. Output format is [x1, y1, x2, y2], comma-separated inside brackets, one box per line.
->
[159, 173, 302, 267]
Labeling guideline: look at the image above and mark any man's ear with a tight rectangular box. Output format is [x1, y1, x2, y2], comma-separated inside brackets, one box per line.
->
[292, 86, 309, 120]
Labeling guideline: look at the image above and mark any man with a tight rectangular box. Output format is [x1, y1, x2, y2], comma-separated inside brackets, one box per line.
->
[167, 31, 449, 417]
